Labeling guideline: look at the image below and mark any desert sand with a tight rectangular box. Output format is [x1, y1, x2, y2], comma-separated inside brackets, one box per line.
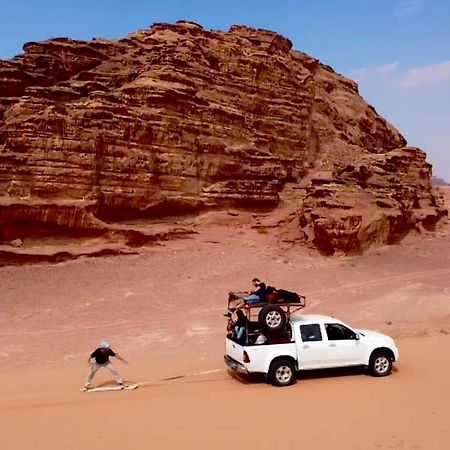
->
[1, 188, 449, 450]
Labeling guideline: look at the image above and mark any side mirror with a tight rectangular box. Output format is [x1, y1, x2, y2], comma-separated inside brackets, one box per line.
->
[355, 333, 360, 340]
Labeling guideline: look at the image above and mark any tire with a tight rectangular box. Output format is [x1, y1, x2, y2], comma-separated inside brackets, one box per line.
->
[258, 305, 286, 333]
[268, 359, 296, 387]
[369, 350, 393, 377]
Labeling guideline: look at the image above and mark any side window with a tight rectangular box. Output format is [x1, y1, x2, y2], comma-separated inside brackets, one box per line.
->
[325, 323, 356, 340]
[300, 324, 322, 342]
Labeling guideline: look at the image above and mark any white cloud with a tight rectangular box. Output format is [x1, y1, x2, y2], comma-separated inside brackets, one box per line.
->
[399, 60, 450, 88]
[346, 56, 450, 180]
[374, 62, 400, 74]
[394, 0, 424, 18]
[349, 60, 450, 89]
[349, 63, 399, 82]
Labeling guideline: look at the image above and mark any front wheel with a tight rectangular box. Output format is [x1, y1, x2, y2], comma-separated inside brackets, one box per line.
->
[268, 359, 296, 387]
[369, 350, 393, 377]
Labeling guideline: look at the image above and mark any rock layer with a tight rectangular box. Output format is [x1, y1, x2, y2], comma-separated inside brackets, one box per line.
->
[0, 21, 446, 256]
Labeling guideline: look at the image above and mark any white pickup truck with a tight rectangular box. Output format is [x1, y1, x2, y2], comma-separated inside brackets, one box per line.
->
[225, 314, 399, 386]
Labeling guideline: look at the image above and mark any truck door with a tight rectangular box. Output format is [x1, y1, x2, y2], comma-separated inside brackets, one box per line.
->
[323, 323, 365, 365]
[297, 323, 329, 368]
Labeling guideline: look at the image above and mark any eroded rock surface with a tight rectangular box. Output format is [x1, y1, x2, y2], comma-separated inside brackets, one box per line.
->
[0, 21, 446, 258]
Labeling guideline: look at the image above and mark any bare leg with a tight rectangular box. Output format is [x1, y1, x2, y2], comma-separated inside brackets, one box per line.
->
[233, 299, 245, 309]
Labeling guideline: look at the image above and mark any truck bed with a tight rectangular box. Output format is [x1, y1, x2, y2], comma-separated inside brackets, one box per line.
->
[225, 337, 297, 374]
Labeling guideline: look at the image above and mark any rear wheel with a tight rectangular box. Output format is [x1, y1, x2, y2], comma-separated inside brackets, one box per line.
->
[369, 350, 393, 377]
[268, 359, 296, 387]
[258, 305, 286, 333]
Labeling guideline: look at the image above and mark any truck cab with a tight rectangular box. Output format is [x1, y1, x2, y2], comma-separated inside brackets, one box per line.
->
[225, 314, 399, 386]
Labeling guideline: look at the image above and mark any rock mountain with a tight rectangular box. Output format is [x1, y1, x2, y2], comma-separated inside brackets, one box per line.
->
[0, 21, 446, 258]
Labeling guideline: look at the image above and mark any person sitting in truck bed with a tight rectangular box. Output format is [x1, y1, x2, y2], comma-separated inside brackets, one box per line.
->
[234, 309, 248, 345]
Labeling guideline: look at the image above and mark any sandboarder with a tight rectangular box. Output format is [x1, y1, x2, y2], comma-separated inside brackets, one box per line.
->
[83, 341, 128, 391]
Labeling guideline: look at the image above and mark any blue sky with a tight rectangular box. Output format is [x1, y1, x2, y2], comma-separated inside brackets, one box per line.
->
[1, 0, 449, 180]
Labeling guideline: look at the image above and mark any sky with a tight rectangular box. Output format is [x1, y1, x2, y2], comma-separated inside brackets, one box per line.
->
[1, 0, 449, 180]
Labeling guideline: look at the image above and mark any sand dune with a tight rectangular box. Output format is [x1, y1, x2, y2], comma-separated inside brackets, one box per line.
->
[1, 191, 449, 449]
[1, 336, 449, 449]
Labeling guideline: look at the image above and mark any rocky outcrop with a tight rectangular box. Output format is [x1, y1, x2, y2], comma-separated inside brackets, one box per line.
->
[0, 21, 445, 257]
[296, 147, 444, 254]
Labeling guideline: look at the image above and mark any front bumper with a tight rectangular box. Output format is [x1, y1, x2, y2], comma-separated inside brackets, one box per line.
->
[224, 355, 248, 374]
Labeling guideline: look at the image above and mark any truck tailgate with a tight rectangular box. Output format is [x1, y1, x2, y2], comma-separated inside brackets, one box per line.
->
[226, 338, 244, 363]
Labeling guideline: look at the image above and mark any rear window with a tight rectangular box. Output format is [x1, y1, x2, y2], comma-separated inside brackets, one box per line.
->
[300, 324, 322, 342]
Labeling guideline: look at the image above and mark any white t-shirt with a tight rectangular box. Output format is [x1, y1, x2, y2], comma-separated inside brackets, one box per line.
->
[255, 334, 267, 344]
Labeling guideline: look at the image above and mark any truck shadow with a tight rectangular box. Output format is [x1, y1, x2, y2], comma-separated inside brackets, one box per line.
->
[297, 366, 367, 380]
[229, 366, 398, 385]
[298, 365, 399, 381]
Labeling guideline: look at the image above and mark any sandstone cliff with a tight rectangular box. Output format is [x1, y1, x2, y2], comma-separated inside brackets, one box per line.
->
[0, 21, 446, 259]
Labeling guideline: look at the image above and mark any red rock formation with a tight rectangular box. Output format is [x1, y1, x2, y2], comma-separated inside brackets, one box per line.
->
[0, 21, 446, 258]
[295, 147, 444, 254]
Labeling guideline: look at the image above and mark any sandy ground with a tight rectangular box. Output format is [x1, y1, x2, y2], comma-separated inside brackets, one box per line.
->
[1, 188, 449, 449]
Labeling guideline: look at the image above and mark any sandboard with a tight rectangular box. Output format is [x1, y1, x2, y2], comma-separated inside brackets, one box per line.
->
[81, 383, 138, 393]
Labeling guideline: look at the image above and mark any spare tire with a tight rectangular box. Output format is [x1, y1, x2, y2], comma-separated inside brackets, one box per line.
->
[258, 305, 286, 333]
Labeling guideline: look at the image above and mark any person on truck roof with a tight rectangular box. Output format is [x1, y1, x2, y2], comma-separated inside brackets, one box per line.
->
[224, 278, 268, 318]
[235, 278, 267, 309]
